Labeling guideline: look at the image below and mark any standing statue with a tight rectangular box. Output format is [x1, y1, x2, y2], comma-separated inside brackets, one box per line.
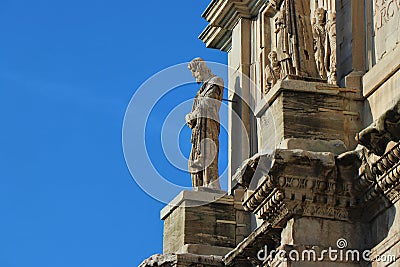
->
[274, 0, 318, 78]
[313, 7, 327, 79]
[185, 58, 223, 189]
[275, 10, 295, 77]
[264, 51, 282, 94]
[325, 12, 337, 84]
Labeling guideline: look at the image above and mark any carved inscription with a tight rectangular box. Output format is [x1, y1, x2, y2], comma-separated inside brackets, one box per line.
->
[374, 0, 400, 32]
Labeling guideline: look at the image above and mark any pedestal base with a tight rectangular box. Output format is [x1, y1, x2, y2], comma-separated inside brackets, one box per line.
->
[161, 190, 237, 256]
[256, 78, 363, 152]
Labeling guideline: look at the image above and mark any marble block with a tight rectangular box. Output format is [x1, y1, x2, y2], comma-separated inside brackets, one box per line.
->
[161, 190, 237, 256]
[255, 77, 363, 152]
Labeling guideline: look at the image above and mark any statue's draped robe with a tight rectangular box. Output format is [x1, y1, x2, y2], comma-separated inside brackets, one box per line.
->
[188, 76, 223, 189]
[325, 18, 337, 84]
[313, 22, 327, 79]
[276, 0, 318, 77]
[264, 63, 282, 93]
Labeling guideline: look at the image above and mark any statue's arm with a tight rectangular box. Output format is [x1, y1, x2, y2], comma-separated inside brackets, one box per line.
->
[185, 112, 197, 129]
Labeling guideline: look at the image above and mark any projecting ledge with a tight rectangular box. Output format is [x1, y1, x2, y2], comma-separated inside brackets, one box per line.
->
[255, 77, 364, 151]
[255, 77, 358, 117]
[160, 188, 229, 220]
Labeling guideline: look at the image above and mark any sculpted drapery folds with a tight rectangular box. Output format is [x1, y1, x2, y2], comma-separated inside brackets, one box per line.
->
[274, 0, 318, 78]
[269, 0, 337, 88]
[325, 12, 337, 84]
[186, 58, 223, 189]
[274, 9, 295, 77]
[313, 7, 327, 79]
[264, 51, 282, 93]
[312, 7, 337, 84]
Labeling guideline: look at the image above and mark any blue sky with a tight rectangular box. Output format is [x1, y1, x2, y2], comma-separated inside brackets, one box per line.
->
[0, 1, 227, 266]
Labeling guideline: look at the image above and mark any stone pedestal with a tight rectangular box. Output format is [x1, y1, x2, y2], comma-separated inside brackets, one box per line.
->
[141, 189, 252, 266]
[160, 190, 236, 256]
[256, 77, 363, 153]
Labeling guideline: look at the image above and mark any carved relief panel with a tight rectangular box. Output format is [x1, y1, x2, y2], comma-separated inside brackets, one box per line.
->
[261, 0, 338, 95]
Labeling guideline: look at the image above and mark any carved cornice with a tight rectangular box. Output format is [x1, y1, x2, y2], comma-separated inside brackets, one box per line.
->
[341, 144, 399, 224]
[357, 96, 400, 156]
[202, 0, 252, 28]
[199, 25, 232, 52]
[239, 149, 355, 225]
[231, 153, 261, 189]
[360, 142, 400, 205]
[235, 142, 400, 225]
[353, 97, 400, 218]
[228, 144, 400, 265]
[199, 0, 269, 51]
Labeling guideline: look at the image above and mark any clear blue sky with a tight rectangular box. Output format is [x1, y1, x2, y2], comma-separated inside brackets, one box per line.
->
[0, 1, 227, 266]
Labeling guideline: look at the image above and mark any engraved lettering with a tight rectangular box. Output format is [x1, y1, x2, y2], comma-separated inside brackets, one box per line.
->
[374, 0, 400, 32]
[388, 0, 396, 17]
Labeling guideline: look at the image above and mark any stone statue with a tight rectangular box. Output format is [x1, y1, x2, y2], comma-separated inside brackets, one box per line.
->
[274, 0, 318, 78]
[264, 51, 282, 94]
[186, 58, 223, 189]
[313, 7, 327, 79]
[274, 10, 295, 77]
[325, 12, 337, 84]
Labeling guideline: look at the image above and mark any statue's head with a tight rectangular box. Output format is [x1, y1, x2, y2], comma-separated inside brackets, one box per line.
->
[268, 51, 279, 65]
[315, 7, 326, 25]
[188, 58, 213, 84]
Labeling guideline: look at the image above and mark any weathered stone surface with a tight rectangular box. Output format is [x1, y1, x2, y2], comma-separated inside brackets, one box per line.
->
[369, 201, 400, 267]
[372, 0, 400, 64]
[224, 221, 280, 266]
[232, 152, 275, 192]
[139, 254, 176, 267]
[139, 253, 223, 267]
[358, 96, 400, 156]
[281, 217, 369, 249]
[161, 191, 236, 256]
[354, 142, 400, 221]
[241, 149, 356, 226]
[227, 17, 253, 191]
[256, 78, 363, 151]
[280, 138, 347, 155]
[178, 244, 232, 257]
[231, 154, 260, 189]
